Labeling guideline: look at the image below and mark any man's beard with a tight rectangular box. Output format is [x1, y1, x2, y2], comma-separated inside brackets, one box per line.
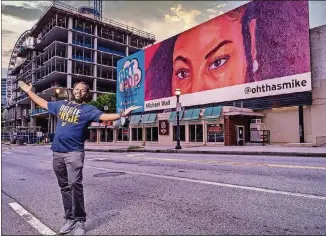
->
[72, 95, 86, 104]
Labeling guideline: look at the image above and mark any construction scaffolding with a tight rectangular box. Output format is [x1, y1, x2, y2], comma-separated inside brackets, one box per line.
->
[73, 31, 93, 48]
[38, 14, 68, 41]
[98, 27, 125, 43]
[72, 60, 93, 76]
[74, 18, 93, 34]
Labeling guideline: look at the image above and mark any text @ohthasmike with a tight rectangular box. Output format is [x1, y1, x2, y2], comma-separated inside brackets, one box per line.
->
[244, 79, 308, 94]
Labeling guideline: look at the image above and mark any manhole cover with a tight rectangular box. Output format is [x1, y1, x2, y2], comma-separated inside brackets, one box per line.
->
[93, 172, 126, 177]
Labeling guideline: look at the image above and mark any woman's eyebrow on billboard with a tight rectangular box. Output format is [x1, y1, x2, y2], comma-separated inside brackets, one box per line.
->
[205, 40, 233, 60]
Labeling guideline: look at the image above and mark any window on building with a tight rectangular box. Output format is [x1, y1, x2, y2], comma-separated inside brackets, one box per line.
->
[117, 128, 129, 141]
[173, 125, 185, 141]
[146, 127, 158, 142]
[132, 127, 143, 141]
[207, 124, 224, 142]
[189, 124, 203, 142]
[101, 129, 113, 142]
[89, 129, 96, 142]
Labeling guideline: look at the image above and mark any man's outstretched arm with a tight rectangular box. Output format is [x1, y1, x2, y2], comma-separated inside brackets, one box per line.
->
[18, 81, 48, 109]
[99, 106, 142, 121]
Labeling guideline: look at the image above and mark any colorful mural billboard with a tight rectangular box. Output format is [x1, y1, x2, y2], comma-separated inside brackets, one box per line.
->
[116, 50, 145, 113]
[117, 0, 311, 112]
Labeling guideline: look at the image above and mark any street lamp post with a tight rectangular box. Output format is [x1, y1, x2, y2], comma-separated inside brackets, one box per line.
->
[175, 88, 182, 150]
[51, 88, 61, 136]
[104, 105, 108, 142]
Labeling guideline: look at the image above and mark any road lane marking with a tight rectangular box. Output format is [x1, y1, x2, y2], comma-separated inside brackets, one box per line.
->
[125, 154, 145, 157]
[84, 165, 326, 201]
[9, 202, 56, 235]
[86, 154, 326, 170]
[5, 156, 326, 201]
[6, 150, 326, 170]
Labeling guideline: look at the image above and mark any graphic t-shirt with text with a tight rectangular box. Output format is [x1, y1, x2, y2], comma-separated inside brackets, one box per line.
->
[48, 101, 103, 152]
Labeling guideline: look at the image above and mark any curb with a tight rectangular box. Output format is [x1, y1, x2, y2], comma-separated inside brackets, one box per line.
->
[85, 148, 326, 157]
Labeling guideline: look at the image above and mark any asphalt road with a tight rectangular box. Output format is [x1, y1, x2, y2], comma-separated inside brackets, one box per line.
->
[2, 145, 326, 235]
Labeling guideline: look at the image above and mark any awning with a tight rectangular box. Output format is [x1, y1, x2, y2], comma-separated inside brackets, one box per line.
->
[182, 108, 201, 121]
[140, 113, 157, 124]
[168, 111, 184, 122]
[203, 106, 222, 120]
[130, 115, 142, 125]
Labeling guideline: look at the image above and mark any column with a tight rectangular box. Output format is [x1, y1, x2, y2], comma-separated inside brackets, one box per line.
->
[67, 16, 73, 100]
[202, 120, 207, 145]
[185, 123, 189, 143]
[30, 50, 37, 127]
[97, 129, 100, 143]
[113, 129, 117, 143]
[299, 106, 304, 143]
[93, 25, 98, 101]
[125, 34, 129, 56]
[142, 125, 146, 146]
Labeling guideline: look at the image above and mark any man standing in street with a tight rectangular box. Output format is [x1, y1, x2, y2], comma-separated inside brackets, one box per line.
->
[18, 81, 140, 235]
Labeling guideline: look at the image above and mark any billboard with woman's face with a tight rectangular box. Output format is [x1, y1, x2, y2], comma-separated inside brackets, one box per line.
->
[117, 0, 311, 112]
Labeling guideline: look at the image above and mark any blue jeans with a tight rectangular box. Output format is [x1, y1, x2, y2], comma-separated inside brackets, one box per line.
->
[53, 151, 86, 222]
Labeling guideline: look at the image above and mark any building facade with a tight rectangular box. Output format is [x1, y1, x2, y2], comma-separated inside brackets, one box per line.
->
[89, 1, 326, 147]
[3, 1, 155, 133]
[1, 78, 6, 106]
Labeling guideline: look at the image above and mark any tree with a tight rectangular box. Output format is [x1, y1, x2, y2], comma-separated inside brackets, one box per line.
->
[88, 93, 116, 112]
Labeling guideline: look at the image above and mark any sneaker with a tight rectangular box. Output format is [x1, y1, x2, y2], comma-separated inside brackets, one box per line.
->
[74, 221, 85, 236]
[59, 219, 76, 234]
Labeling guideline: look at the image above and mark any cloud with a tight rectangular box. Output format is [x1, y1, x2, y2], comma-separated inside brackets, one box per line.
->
[164, 4, 201, 30]
[207, 9, 217, 14]
[115, 3, 203, 41]
[1, 15, 36, 68]
[1, 5, 46, 21]
[208, 11, 224, 19]
[2, 49, 12, 57]
[206, 3, 226, 20]
[2, 29, 15, 36]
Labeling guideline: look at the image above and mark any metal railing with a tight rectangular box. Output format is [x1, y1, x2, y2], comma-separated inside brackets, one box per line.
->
[30, 108, 48, 116]
[32, 1, 155, 40]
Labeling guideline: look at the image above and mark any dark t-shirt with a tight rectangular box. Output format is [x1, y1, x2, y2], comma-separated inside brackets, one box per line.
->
[48, 101, 103, 153]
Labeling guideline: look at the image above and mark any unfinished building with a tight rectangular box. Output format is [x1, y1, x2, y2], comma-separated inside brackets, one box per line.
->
[4, 1, 155, 139]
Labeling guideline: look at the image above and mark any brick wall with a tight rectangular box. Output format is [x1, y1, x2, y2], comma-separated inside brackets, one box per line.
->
[224, 116, 250, 146]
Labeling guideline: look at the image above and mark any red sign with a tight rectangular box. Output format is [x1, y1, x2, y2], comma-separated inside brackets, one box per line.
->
[207, 124, 222, 133]
[159, 120, 169, 135]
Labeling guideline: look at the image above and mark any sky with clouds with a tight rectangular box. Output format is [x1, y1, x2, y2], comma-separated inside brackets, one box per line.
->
[1, 0, 326, 77]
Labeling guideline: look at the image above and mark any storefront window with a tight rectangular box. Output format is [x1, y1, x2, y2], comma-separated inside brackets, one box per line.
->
[207, 124, 224, 142]
[146, 127, 158, 142]
[117, 128, 129, 141]
[101, 129, 113, 142]
[132, 127, 143, 141]
[173, 125, 185, 141]
[89, 129, 96, 142]
[189, 124, 203, 142]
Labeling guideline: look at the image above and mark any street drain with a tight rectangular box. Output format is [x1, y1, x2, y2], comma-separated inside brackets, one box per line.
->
[93, 172, 126, 177]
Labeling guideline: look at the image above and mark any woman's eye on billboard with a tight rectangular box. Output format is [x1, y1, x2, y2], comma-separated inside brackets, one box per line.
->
[208, 55, 229, 70]
[175, 69, 190, 80]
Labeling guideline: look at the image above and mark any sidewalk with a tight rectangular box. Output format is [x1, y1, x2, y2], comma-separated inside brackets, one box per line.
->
[84, 142, 326, 157]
